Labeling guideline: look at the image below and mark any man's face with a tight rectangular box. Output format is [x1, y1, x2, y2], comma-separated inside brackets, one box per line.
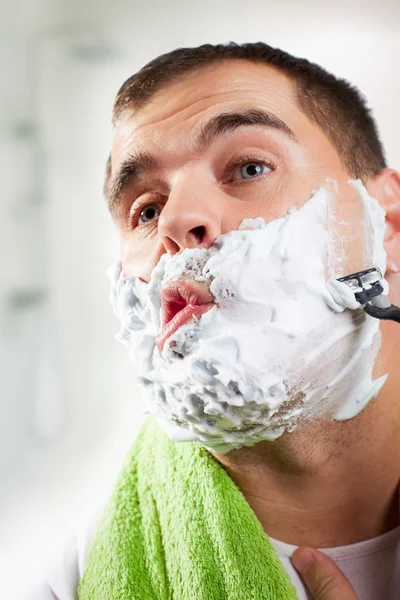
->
[110, 60, 363, 280]
[108, 60, 390, 450]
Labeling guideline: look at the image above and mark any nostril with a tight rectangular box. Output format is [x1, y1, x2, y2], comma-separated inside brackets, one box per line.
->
[190, 225, 205, 245]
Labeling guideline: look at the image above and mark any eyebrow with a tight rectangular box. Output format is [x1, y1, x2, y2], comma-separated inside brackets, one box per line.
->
[197, 108, 298, 149]
[108, 108, 298, 214]
[108, 151, 156, 215]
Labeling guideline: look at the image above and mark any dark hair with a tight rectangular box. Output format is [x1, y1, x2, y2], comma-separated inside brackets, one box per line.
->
[110, 41, 387, 184]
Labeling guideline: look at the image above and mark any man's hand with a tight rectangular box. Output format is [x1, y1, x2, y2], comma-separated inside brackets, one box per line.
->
[292, 547, 357, 600]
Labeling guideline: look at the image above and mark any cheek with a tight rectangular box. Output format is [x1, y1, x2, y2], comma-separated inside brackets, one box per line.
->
[326, 180, 378, 277]
[223, 179, 300, 226]
[120, 236, 165, 282]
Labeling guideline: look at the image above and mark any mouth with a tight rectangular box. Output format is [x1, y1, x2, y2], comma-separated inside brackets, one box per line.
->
[156, 279, 215, 352]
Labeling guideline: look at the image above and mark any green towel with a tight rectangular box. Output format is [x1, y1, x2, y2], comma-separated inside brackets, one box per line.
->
[78, 416, 299, 600]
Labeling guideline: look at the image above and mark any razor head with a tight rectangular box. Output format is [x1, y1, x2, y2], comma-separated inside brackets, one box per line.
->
[338, 268, 400, 323]
[337, 267, 383, 305]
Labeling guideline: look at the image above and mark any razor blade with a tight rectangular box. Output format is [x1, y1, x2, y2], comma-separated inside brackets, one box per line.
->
[337, 267, 400, 323]
[337, 268, 384, 305]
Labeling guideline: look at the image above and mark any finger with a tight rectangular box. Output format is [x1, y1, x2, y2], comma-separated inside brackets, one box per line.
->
[292, 547, 358, 600]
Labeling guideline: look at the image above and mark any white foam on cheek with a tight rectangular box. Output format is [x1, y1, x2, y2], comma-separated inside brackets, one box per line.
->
[108, 180, 388, 453]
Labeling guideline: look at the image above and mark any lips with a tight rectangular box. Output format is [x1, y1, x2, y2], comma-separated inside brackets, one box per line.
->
[156, 279, 215, 352]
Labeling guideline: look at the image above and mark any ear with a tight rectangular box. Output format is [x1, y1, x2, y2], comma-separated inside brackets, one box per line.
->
[366, 169, 400, 274]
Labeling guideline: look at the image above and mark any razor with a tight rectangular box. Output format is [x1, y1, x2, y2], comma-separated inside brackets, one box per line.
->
[338, 267, 400, 323]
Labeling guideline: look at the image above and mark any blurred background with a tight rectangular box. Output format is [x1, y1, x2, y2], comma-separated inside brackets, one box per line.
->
[1, 0, 399, 596]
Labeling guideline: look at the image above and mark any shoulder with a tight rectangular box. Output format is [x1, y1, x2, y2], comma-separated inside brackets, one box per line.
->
[22, 502, 106, 600]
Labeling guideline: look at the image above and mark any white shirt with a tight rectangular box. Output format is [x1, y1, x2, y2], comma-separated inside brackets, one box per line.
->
[270, 527, 400, 600]
[26, 506, 400, 600]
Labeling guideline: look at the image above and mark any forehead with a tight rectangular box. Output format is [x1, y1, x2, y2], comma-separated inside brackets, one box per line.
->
[111, 61, 312, 165]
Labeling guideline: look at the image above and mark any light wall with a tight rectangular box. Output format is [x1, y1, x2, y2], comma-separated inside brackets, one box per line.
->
[1, 0, 399, 596]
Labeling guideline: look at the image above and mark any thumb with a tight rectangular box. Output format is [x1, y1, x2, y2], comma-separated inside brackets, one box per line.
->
[292, 547, 358, 600]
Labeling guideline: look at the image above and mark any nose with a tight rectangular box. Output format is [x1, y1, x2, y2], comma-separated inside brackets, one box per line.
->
[158, 174, 223, 254]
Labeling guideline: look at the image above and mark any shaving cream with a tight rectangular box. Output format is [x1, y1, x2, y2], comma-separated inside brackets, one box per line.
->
[109, 180, 388, 453]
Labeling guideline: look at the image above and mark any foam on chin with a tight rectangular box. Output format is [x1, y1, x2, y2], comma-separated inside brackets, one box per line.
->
[109, 180, 388, 453]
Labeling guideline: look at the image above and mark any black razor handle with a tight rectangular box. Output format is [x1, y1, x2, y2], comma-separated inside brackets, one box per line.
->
[363, 303, 400, 323]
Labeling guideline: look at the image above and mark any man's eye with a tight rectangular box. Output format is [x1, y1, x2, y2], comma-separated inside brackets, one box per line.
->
[239, 162, 271, 180]
[138, 203, 161, 225]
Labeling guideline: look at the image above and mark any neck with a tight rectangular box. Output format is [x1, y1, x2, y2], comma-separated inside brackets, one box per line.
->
[211, 389, 400, 548]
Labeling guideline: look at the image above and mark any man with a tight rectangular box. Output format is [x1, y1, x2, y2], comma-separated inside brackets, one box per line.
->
[32, 42, 400, 599]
